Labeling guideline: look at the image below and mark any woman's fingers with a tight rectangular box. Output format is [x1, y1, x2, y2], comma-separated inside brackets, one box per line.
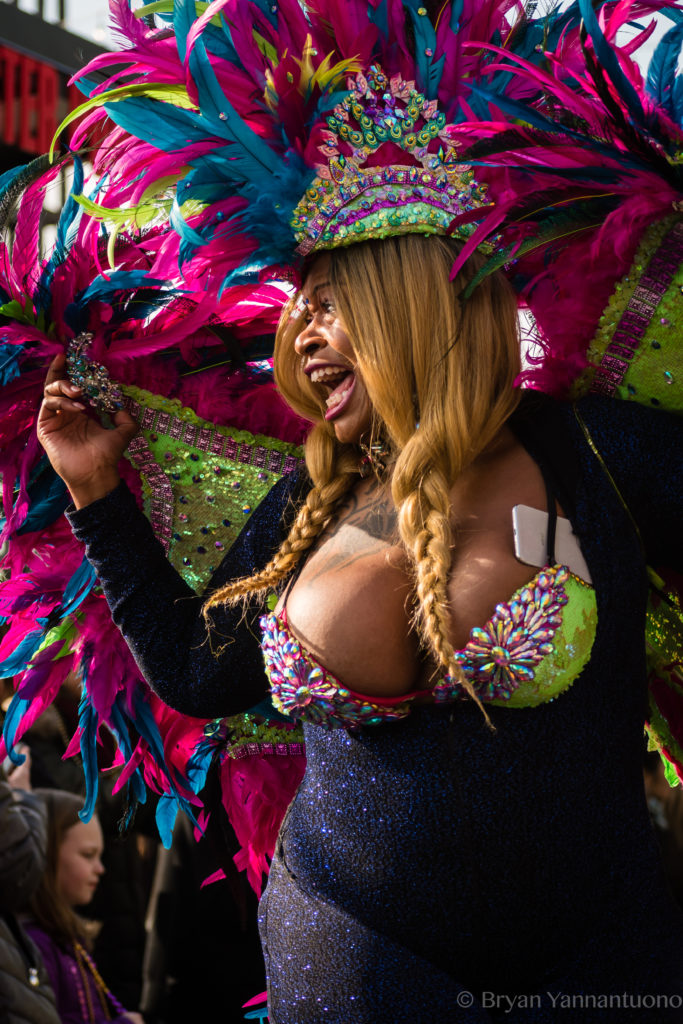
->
[43, 379, 83, 399]
[43, 370, 85, 411]
[111, 408, 140, 446]
[42, 394, 86, 413]
[39, 392, 87, 434]
[41, 354, 85, 419]
[43, 351, 68, 386]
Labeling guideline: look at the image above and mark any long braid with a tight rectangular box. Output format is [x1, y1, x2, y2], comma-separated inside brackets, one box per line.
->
[395, 462, 492, 724]
[203, 428, 357, 614]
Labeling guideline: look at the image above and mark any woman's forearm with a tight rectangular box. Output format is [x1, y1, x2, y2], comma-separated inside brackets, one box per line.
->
[67, 474, 303, 718]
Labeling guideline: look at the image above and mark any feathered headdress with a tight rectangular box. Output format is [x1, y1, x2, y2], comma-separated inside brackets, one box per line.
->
[53, 0, 640, 291]
[447, 0, 683, 400]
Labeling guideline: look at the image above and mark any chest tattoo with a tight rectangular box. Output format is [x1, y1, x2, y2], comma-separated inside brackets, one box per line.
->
[303, 487, 399, 581]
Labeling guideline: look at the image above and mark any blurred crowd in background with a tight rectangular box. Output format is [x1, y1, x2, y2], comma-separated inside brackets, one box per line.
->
[0, 669, 267, 1023]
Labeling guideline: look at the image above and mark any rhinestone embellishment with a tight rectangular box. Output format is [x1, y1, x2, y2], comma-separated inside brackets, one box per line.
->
[66, 332, 125, 413]
[260, 612, 413, 730]
[434, 565, 570, 702]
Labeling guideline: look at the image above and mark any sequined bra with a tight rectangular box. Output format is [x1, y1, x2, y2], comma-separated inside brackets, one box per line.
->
[260, 564, 597, 731]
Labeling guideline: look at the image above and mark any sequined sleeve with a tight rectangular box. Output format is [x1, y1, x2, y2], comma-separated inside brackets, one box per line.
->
[67, 472, 304, 718]
[574, 396, 683, 782]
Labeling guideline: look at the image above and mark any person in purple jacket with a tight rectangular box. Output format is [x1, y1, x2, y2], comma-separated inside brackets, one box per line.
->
[23, 788, 144, 1024]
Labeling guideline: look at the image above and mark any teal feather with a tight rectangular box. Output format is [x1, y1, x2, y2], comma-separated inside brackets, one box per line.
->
[250, 0, 279, 28]
[0, 154, 55, 231]
[2, 695, 31, 764]
[368, 0, 390, 46]
[462, 201, 608, 298]
[187, 34, 278, 173]
[0, 629, 46, 677]
[132, 691, 198, 844]
[646, 22, 683, 123]
[16, 460, 68, 535]
[233, 155, 315, 275]
[77, 690, 99, 822]
[171, 196, 210, 265]
[465, 2, 628, 121]
[0, 341, 24, 388]
[661, 4, 683, 25]
[450, 0, 463, 31]
[74, 271, 171, 307]
[674, 76, 683, 128]
[102, 95, 209, 153]
[173, 0, 194, 64]
[577, 0, 646, 128]
[466, 85, 655, 174]
[404, 0, 443, 99]
[36, 156, 86, 302]
[155, 794, 179, 849]
[60, 558, 97, 617]
[54, 156, 84, 265]
[110, 698, 148, 813]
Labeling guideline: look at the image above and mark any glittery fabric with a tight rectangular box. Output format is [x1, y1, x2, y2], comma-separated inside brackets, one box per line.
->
[68, 393, 683, 1021]
[122, 385, 302, 589]
[261, 395, 683, 1023]
[68, 470, 307, 719]
[646, 581, 683, 774]
[582, 215, 683, 412]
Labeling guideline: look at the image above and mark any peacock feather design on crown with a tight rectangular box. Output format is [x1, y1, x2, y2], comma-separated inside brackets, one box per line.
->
[291, 65, 489, 253]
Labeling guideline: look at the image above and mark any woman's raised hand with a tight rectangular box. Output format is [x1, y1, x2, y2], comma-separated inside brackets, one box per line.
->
[38, 353, 138, 509]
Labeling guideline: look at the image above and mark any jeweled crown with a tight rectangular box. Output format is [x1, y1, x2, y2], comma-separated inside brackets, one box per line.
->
[291, 66, 489, 255]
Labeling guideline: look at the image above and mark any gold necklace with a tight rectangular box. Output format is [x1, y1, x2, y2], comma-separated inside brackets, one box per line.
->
[72, 941, 120, 1022]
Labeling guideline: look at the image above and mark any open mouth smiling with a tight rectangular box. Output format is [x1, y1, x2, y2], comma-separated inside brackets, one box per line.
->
[307, 363, 357, 421]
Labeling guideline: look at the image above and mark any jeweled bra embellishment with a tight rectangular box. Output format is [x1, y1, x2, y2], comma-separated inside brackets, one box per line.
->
[260, 612, 414, 730]
[291, 66, 489, 255]
[434, 565, 571, 703]
[260, 565, 576, 728]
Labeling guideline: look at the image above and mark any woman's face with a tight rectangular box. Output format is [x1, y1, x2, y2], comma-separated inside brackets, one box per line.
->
[294, 254, 372, 445]
[56, 816, 105, 908]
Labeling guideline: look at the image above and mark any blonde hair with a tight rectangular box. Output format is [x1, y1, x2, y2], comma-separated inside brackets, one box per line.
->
[205, 235, 521, 699]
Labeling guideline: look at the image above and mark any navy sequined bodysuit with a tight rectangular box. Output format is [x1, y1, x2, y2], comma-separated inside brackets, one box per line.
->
[68, 395, 683, 1022]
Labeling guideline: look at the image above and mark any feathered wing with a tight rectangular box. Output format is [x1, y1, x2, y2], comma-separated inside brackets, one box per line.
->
[0, 154, 307, 886]
[449, 0, 683, 779]
[447, 1, 682, 394]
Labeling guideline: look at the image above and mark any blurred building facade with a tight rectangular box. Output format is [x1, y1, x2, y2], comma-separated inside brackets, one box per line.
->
[0, 0, 107, 241]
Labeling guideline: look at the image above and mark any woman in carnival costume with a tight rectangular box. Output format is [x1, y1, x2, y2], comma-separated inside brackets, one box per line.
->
[3, 0, 683, 1019]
